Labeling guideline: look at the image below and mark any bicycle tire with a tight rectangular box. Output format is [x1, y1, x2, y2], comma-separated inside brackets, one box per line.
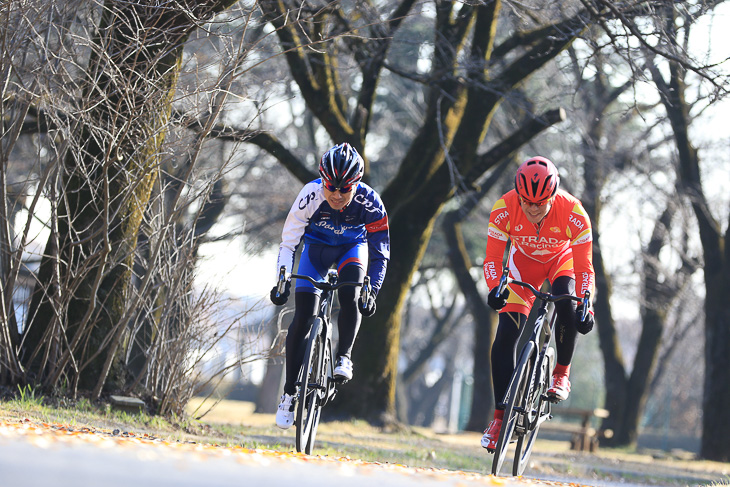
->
[513, 346, 554, 476]
[304, 331, 329, 454]
[295, 318, 324, 454]
[491, 340, 536, 476]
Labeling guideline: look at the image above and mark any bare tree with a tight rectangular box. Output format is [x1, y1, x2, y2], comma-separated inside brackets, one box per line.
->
[646, 2, 730, 461]
[241, 0, 594, 424]
[0, 0, 282, 414]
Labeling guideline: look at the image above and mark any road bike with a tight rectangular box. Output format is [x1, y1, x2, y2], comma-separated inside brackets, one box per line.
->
[275, 266, 370, 454]
[489, 267, 590, 476]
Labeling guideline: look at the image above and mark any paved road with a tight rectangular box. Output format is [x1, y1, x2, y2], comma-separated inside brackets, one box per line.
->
[0, 420, 568, 487]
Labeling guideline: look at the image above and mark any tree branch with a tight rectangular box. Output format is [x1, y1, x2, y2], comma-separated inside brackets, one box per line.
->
[465, 108, 566, 185]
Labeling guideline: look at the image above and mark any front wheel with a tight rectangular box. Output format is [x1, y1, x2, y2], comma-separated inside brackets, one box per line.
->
[491, 340, 536, 476]
[295, 318, 325, 454]
[513, 346, 554, 476]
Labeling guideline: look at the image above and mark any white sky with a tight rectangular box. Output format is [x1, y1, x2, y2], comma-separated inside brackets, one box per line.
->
[196, 237, 277, 301]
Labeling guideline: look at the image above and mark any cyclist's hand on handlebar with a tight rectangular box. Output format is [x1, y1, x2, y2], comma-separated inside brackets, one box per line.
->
[270, 280, 291, 306]
[358, 294, 377, 317]
[575, 303, 594, 334]
[487, 286, 510, 311]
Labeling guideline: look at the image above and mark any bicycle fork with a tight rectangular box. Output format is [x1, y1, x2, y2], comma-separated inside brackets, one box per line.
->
[321, 319, 339, 406]
[516, 345, 553, 433]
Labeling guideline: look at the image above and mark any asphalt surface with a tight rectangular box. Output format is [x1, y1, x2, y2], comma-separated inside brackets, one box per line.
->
[0, 419, 585, 487]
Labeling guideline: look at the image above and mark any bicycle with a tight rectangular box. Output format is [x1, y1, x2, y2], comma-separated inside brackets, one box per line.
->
[275, 266, 371, 454]
[489, 267, 590, 477]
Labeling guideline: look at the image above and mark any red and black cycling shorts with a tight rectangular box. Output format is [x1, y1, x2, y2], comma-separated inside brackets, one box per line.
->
[501, 245, 575, 316]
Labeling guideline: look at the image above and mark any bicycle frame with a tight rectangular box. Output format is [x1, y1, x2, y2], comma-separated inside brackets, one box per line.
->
[277, 266, 369, 454]
[515, 299, 554, 429]
[303, 270, 341, 408]
[491, 267, 590, 476]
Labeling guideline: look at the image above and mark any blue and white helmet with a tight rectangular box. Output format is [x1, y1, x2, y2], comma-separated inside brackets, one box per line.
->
[318, 143, 364, 191]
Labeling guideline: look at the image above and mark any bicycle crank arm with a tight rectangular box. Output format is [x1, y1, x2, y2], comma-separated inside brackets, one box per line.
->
[535, 414, 552, 428]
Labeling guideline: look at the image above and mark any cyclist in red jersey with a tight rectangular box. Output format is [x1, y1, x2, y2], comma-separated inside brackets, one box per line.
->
[480, 156, 596, 451]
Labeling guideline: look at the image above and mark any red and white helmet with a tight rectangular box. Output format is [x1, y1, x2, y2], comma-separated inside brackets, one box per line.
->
[514, 156, 560, 204]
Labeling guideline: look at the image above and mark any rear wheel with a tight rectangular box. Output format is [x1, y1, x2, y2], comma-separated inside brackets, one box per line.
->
[491, 341, 535, 476]
[513, 347, 553, 476]
[295, 318, 324, 453]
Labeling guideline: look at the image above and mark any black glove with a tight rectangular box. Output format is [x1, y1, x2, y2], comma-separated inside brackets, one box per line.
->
[575, 303, 594, 334]
[270, 280, 291, 306]
[487, 286, 510, 311]
[358, 294, 377, 317]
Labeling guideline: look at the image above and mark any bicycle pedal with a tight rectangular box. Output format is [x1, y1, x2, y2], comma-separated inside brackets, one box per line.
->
[542, 393, 557, 403]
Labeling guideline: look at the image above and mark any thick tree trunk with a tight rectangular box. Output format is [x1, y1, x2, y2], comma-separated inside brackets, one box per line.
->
[702, 272, 730, 461]
[259, 0, 587, 423]
[589, 229, 628, 440]
[343, 192, 447, 422]
[21, 0, 236, 395]
[574, 59, 679, 447]
[649, 15, 730, 457]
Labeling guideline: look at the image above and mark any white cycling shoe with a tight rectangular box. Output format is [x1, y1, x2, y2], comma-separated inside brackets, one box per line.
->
[334, 356, 353, 381]
[275, 392, 296, 429]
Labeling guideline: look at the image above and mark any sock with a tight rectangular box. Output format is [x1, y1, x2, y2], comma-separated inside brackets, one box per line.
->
[494, 409, 505, 421]
[553, 363, 571, 377]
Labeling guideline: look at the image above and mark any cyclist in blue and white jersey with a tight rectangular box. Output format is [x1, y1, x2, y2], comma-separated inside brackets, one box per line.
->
[269, 143, 390, 429]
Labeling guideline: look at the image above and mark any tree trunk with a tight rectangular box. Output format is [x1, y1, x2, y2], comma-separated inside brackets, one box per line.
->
[21, 0, 237, 395]
[257, 1, 587, 423]
[648, 8, 730, 457]
[344, 191, 447, 422]
[616, 208, 674, 445]
[443, 214, 496, 432]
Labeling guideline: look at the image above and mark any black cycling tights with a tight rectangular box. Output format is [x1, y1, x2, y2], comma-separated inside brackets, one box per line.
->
[283, 265, 365, 396]
[490, 275, 579, 409]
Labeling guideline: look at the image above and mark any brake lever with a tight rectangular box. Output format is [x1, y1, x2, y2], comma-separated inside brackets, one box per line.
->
[360, 276, 371, 307]
[496, 267, 510, 298]
[581, 290, 592, 321]
[276, 266, 287, 297]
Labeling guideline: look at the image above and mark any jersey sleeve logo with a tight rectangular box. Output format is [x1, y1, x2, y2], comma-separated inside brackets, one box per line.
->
[354, 193, 382, 213]
[488, 224, 509, 241]
[568, 214, 586, 232]
[571, 229, 592, 246]
[366, 215, 389, 233]
[298, 191, 317, 210]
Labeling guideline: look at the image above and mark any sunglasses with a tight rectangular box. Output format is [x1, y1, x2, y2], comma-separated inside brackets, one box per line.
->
[519, 196, 551, 207]
[324, 182, 354, 193]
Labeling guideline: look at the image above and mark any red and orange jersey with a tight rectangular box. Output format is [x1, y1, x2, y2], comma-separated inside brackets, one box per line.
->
[483, 189, 595, 297]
